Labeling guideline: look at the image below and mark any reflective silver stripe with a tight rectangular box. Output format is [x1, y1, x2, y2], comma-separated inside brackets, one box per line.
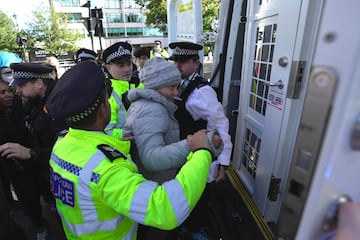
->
[105, 91, 126, 134]
[129, 179, 191, 226]
[106, 123, 117, 128]
[129, 181, 158, 223]
[112, 91, 126, 127]
[105, 128, 114, 135]
[52, 151, 125, 235]
[163, 179, 190, 224]
[51, 153, 101, 183]
[60, 209, 125, 235]
[78, 151, 106, 223]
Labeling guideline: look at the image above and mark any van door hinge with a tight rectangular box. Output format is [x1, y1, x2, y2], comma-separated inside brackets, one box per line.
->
[287, 61, 306, 99]
[268, 176, 281, 201]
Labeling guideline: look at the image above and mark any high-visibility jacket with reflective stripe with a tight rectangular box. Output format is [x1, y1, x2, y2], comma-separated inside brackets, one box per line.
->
[49, 128, 211, 240]
[105, 79, 143, 155]
[150, 48, 169, 59]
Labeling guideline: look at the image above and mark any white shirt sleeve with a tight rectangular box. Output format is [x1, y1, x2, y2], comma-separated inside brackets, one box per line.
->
[185, 85, 233, 166]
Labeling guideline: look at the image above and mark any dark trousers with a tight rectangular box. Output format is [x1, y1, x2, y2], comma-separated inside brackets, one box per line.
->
[183, 183, 212, 232]
[1, 160, 45, 229]
[0, 174, 26, 240]
[137, 224, 176, 240]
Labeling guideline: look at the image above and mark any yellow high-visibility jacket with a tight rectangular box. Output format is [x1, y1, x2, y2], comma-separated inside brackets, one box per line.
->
[49, 128, 211, 240]
[105, 79, 143, 155]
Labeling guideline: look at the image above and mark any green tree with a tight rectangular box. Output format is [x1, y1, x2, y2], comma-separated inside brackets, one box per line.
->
[202, 0, 220, 32]
[136, 0, 219, 33]
[143, 0, 168, 33]
[0, 11, 21, 53]
[24, 6, 83, 56]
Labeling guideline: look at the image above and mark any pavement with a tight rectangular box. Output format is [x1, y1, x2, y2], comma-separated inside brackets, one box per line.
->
[204, 59, 214, 80]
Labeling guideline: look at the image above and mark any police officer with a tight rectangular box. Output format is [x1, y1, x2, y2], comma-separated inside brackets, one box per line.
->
[0, 62, 67, 239]
[45, 60, 221, 239]
[169, 41, 232, 182]
[169, 41, 233, 238]
[151, 40, 169, 59]
[75, 48, 97, 64]
[101, 42, 142, 155]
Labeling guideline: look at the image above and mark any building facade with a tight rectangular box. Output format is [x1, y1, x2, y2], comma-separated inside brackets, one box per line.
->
[54, 0, 168, 52]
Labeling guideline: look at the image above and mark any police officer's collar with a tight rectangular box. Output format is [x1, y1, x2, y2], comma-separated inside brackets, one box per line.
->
[187, 71, 200, 81]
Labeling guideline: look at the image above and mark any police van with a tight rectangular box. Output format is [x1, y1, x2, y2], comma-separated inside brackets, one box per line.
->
[168, 0, 360, 239]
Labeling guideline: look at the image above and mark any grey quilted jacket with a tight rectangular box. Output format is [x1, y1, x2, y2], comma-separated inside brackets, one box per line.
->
[123, 88, 190, 183]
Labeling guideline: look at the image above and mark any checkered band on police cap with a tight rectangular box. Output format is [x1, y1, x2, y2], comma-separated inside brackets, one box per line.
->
[45, 61, 105, 122]
[106, 46, 131, 64]
[77, 51, 96, 60]
[10, 62, 54, 86]
[65, 96, 101, 123]
[12, 71, 51, 80]
[172, 46, 199, 56]
[168, 42, 203, 60]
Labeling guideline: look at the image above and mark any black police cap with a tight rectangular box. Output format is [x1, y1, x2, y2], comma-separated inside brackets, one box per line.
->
[169, 42, 203, 61]
[10, 62, 54, 86]
[46, 61, 105, 122]
[102, 42, 132, 64]
[76, 48, 97, 63]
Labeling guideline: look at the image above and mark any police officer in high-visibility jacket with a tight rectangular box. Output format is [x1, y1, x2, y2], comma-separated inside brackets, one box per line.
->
[45, 61, 223, 240]
[101, 42, 143, 156]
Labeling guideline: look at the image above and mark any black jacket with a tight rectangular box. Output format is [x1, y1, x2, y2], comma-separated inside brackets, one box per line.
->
[0, 95, 33, 172]
[23, 81, 67, 165]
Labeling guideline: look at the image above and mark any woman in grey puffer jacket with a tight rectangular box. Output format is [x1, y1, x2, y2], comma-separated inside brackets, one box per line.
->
[123, 57, 190, 183]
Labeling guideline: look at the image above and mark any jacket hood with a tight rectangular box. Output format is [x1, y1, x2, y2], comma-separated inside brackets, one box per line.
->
[127, 88, 178, 114]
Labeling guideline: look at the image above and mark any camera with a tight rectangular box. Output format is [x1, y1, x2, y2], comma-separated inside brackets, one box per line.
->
[16, 37, 27, 46]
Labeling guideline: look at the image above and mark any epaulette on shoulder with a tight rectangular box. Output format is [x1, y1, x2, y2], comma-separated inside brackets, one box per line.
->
[97, 144, 128, 162]
[194, 75, 210, 88]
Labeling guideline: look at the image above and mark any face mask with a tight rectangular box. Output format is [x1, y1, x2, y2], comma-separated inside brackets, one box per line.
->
[1, 73, 13, 83]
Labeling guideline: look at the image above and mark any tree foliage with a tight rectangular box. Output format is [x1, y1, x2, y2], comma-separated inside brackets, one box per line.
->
[143, 0, 168, 33]
[0, 11, 22, 54]
[135, 0, 219, 33]
[202, 0, 220, 32]
[24, 6, 83, 56]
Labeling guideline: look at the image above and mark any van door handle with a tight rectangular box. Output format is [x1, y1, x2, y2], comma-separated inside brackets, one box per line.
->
[264, 80, 284, 89]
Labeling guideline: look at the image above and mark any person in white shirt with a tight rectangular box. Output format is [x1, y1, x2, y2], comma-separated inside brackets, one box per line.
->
[169, 41, 233, 239]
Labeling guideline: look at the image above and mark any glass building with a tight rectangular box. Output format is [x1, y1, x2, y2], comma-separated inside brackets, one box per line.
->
[54, 0, 167, 51]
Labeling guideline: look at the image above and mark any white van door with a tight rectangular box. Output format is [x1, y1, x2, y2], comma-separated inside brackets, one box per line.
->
[233, 0, 305, 220]
[294, 0, 360, 238]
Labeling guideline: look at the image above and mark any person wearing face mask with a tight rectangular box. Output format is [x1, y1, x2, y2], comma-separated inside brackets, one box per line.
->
[0, 79, 28, 240]
[0, 52, 21, 84]
[0, 63, 67, 240]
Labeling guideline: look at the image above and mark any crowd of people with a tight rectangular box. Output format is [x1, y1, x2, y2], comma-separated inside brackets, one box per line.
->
[0, 40, 231, 240]
[1, 38, 360, 240]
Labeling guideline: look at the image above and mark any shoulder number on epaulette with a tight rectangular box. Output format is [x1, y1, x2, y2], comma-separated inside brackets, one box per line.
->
[97, 144, 128, 162]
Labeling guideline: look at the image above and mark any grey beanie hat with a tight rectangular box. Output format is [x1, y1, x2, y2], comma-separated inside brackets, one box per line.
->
[139, 57, 181, 89]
